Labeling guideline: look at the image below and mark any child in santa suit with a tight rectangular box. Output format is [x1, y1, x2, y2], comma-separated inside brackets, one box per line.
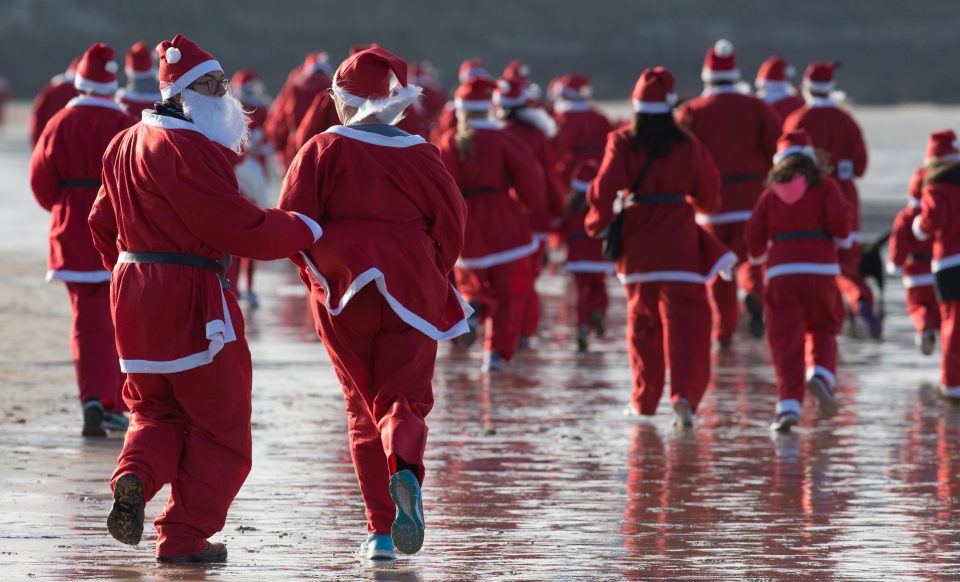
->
[783, 62, 878, 338]
[91, 34, 322, 563]
[435, 76, 546, 372]
[913, 130, 960, 401]
[676, 40, 782, 346]
[754, 56, 805, 125]
[888, 132, 955, 355]
[116, 41, 162, 117]
[561, 160, 612, 351]
[278, 47, 470, 559]
[586, 67, 735, 428]
[550, 73, 613, 186]
[30, 43, 137, 436]
[745, 130, 852, 432]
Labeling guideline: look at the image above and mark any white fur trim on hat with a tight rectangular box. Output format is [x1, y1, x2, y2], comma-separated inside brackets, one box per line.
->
[454, 98, 492, 111]
[330, 77, 423, 126]
[165, 47, 182, 64]
[804, 80, 836, 94]
[755, 80, 792, 92]
[493, 91, 529, 109]
[925, 152, 960, 165]
[773, 145, 817, 165]
[161, 59, 223, 99]
[701, 68, 741, 83]
[74, 73, 118, 95]
[631, 93, 678, 114]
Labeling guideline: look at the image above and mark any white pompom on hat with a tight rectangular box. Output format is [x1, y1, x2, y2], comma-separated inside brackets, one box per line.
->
[701, 39, 740, 83]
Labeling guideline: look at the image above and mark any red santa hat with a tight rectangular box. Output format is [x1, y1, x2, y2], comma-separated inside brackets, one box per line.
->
[454, 76, 497, 111]
[549, 73, 592, 101]
[773, 129, 817, 164]
[701, 39, 739, 83]
[331, 46, 421, 124]
[303, 51, 333, 76]
[458, 58, 490, 83]
[803, 62, 838, 94]
[231, 68, 263, 94]
[502, 59, 530, 83]
[493, 76, 530, 108]
[63, 55, 82, 82]
[571, 159, 599, 193]
[75, 43, 119, 95]
[126, 41, 157, 80]
[755, 55, 796, 91]
[349, 44, 379, 56]
[156, 34, 222, 99]
[925, 129, 960, 165]
[631, 67, 678, 114]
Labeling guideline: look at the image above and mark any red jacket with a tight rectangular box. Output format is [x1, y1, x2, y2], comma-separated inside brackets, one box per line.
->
[278, 124, 470, 340]
[783, 99, 868, 235]
[585, 127, 733, 283]
[560, 206, 611, 273]
[29, 96, 137, 282]
[745, 176, 851, 280]
[293, 91, 341, 155]
[888, 168, 934, 288]
[29, 78, 78, 146]
[914, 163, 960, 274]
[90, 109, 320, 373]
[676, 87, 781, 225]
[283, 72, 332, 164]
[552, 101, 613, 185]
[436, 120, 545, 267]
[264, 66, 303, 167]
[503, 119, 565, 235]
[760, 92, 806, 126]
[117, 89, 161, 118]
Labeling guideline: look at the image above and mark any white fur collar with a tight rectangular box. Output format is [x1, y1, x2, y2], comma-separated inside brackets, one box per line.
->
[553, 100, 591, 114]
[66, 96, 128, 113]
[324, 125, 426, 148]
[141, 109, 209, 138]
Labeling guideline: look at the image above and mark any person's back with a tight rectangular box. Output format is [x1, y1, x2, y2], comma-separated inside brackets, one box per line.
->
[784, 103, 867, 189]
[29, 70, 79, 145]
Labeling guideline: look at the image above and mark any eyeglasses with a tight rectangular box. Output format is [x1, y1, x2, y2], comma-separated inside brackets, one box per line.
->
[190, 77, 230, 94]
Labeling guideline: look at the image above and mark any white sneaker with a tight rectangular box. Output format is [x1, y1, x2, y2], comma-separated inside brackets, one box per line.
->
[671, 399, 693, 429]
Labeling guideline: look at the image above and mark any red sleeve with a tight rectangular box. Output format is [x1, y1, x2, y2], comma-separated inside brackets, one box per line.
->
[888, 211, 910, 267]
[503, 133, 546, 216]
[584, 131, 628, 237]
[88, 185, 119, 270]
[689, 140, 721, 214]
[823, 179, 852, 239]
[28, 119, 63, 211]
[918, 185, 947, 235]
[758, 101, 781, 162]
[744, 191, 770, 260]
[849, 117, 868, 177]
[674, 104, 694, 133]
[276, 137, 328, 221]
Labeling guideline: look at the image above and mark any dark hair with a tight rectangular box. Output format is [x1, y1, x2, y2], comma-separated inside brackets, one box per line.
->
[767, 154, 824, 186]
[628, 112, 688, 157]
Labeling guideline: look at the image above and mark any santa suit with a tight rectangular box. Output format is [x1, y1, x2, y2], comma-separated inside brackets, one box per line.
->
[29, 76, 78, 145]
[264, 66, 302, 169]
[783, 99, 872, 315]
[277, 123, 469, 536]
[676, 87, 781, 343]
[913, 164, 960, 397]
[292, 91, 341, 156]
[552, 100, 613, 185]
[561, 204, 612, 327]
[282, 71, 332, 164]
[760, 91, 806, 127]
[89, 107, 320, 558]
[745, 177, 851, 416]
[436, 120, 546, 360]
[429, 102, 456, 144]
[888, 168, 939, 336]
[585, 127, 734, 415]
[117, 85, 161, 118]
[29, 96, 136, 412]
[503, 117, 566, 339]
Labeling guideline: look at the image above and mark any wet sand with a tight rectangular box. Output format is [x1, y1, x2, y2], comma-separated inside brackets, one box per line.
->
[1, 104, 959, 581]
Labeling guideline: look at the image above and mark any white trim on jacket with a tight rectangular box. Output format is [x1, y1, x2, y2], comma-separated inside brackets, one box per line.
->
[456, 239, 541, 270]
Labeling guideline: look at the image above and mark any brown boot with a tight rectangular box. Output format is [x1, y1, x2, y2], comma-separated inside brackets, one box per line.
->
[107, 473, 144, 545]
[157, 542, 228, 564]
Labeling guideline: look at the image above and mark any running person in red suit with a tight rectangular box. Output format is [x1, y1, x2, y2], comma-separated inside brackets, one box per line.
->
[745, 130, 852, 432]
[676, 40, 781, 346]
[29, 56, 81, 146]
[30, 43, 137, 436]
[561, 160, 612, 351]
[435, 76, 546, 372]
[90, 34, 322, 563]
[550, 73, 613, 186]
[278, 47, 470, 560]
[586, 67, 735, 428]
[116, 41, 162, 118]
[783, 62, 879, 338]
[494, 75, 564, 347]
[888, 132, 954, 355]
[912, 130, 960, 401]
[754, 56, 806, 125]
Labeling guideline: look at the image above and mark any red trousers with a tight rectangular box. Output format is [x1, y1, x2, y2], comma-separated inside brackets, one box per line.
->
[455, 258, 533, 360]
[764, 275, 843, 409]
[625, 281, 712, 415]
[520, 245, 546, 337]
[941, 301, 960, 393]
[573, 272, 608, 326]
[837, 244, 875, 314]
[703, 222, 763, 343]
[907, 285, 940, 334]
[111, 304, 253, 558]
[65, 282, 125, 411]
[311, 284, 436, 535]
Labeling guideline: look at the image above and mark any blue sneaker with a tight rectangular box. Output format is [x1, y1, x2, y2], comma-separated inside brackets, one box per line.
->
[389, 470, 424, 554]
[857, 300, 882, 339]
[359, 533, 395, 560]
[481, 351, 504, 373]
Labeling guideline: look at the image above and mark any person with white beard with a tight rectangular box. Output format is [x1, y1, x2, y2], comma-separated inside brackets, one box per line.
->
[89, 34, 322, 564]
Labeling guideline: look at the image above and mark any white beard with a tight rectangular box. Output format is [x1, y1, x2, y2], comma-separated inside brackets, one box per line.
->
[182, 89, 251, 154]
[515, 107, 558, 139]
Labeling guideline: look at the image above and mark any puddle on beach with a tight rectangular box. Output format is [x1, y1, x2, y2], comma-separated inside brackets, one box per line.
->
[1, 107, 960, 580]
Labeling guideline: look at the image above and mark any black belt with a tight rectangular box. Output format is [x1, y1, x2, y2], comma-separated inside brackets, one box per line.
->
[567, 233, 591, 243]
[722, 174, 763, 185]
[909, 252, 933, 261]
[62, 179, 102, 188]
[118, 251, 227, 277]
[772, 230, 831, 242]
[461, 187, 498, 198]
[573, 144, 601, 153]
[629, 193, 686, 204]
